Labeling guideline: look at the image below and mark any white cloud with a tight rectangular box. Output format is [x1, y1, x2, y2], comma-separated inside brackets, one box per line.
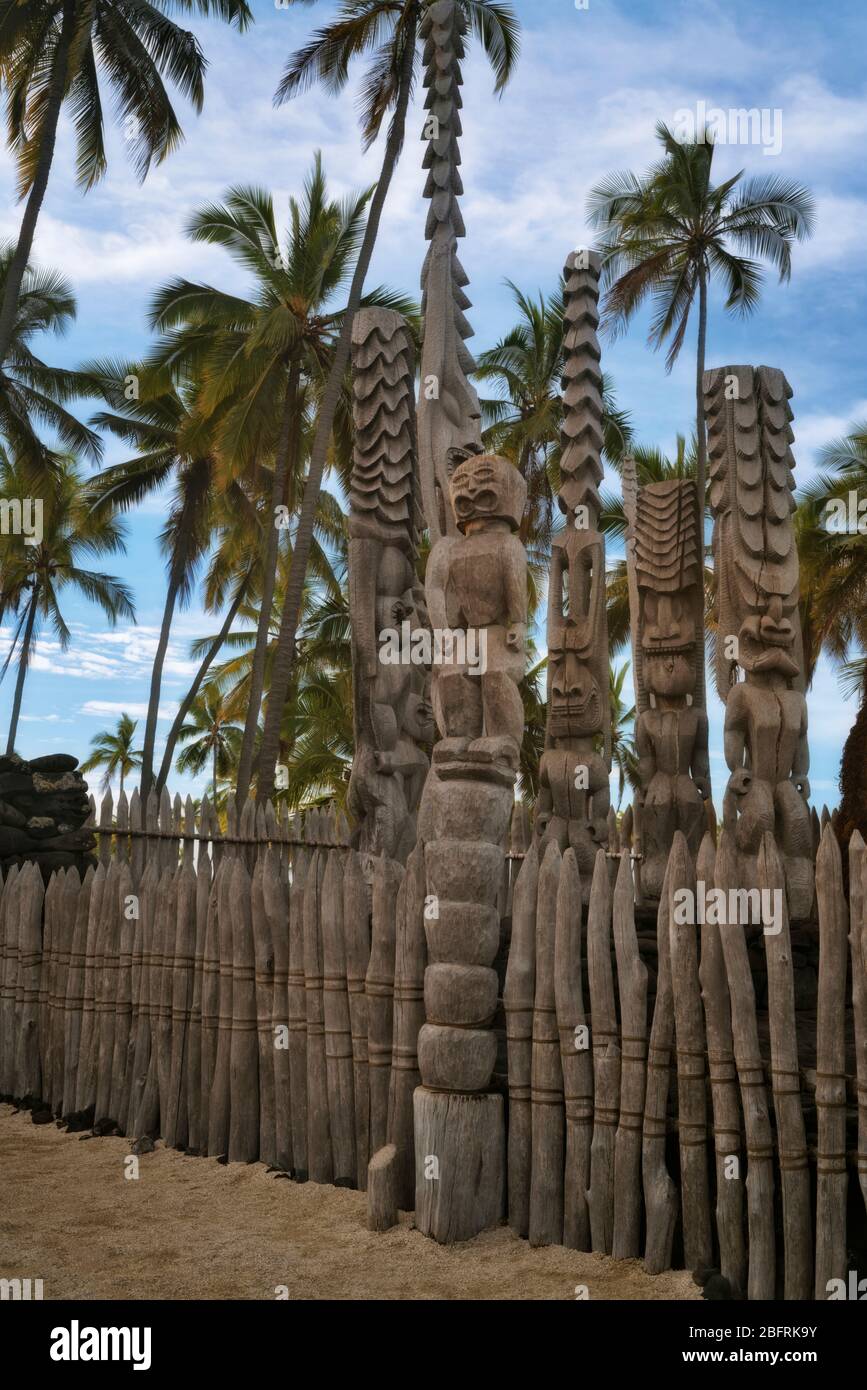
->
[80, 700, 177, 722]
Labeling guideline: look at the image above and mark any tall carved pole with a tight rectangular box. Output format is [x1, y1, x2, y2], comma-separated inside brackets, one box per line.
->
[417, 0, 483, 541]
[414, 454, 528, 1242]
[631, 478, 711, 902]
[347, 308, 435, 867]
[535, 251, 611, 900]
[704, 365, 813, 919]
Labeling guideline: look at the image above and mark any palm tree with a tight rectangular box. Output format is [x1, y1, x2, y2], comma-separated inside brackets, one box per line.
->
[257, 0, 520, 806]
[175, 687, 243, 805]
[0, 452, 135, 753]
[80, 712, 142, 796]
[588, 121, 814, 556]
[84, 362, 229, 799]
[609, 661, 638, 807]
[0, 0, 252, 364]
[147, 162, 414, 804]
[796, 425, 867, 843]
[0, 247, 100, 475]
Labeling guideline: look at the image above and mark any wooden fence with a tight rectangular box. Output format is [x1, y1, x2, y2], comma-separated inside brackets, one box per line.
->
[1, 786, 865, 1299]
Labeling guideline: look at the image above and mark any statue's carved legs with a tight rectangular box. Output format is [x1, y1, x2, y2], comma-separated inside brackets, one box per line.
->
[775, 778, 814, 920]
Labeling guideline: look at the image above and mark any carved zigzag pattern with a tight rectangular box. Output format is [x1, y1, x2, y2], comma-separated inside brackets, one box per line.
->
[560, 251, 604, 517]
[634, 479, 700, 592]
[420, 0, 476, 378]
[351, 308, 421, 540]
[703, 364, 798, 597]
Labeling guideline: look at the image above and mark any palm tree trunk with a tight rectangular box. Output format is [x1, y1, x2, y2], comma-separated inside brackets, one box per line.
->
[213, 743, 218, 807]
[140, 570, 182, 800]
[155, 578, 250, 794]
[255, 9, 419, 806]
[235, 365, 300, 805]
[6, 587, 39, 755]
[0, 1, 75, 366]
[120, 767, 125, 799]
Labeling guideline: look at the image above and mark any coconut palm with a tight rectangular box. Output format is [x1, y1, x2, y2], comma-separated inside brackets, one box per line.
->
[0, 247, 100, 475]
[796, 425, 867, 843]
[257, 0, 520, 806]
[147, 161, 415, 804]
[80, 712, 142, 796]
[84, 362, 229, 798]
[175, 686, 242, 804]
[0, 0, 252, 363]
[0, 453, 134, 753]
[609, 661, 639, 807]
[588, 121, 814, 556]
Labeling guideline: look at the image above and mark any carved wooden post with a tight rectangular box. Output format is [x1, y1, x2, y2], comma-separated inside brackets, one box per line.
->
[287, 846, 309, 1180]
[503, 841, 538, 1238]
[612, 852, 647, 1259]
[366, 856, 401, 1159]
[555, 848, 592, 1251]
[715, 827, 775, 1299]
[631, 481, 710, 904]
[704, 365, 813, 920]
[387, 841, 427, 1207]
[343, 849, 370, 1188]
[587, 848, 619, 1254]
[413, 453, 526, 1242]
[814, 824, 848, 1297]
[322, 849, 356, 1188]
[263, 845, 292, 1173]
[758, 832, 811, 1299]
[251, 854, 277, 1168]
[697, 833, 745, 1295]
[416, 0, 483, 541]
[535, 253, 610, 899]
[529, 841, 564, 1247]
[347, 308, 432, 866]
[668, 832, 712, 1272]
[642, 852, 677, 1275]
[15, 863, 44, 1101]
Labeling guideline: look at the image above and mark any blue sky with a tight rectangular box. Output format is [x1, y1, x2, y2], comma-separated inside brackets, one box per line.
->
[1, 0, 865, 807]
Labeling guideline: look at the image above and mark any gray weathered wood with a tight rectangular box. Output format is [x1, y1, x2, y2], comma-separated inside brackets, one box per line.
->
[228, 858, 259, 1163]
[322, 849, 357, 1188]
[612, 852, 647, 1260]
[529, 841, 564, 1247]
[251, 854, 277, 1168]
[668, 832, 712, 1272]
[503, 840, 538, 1238]
[367, 1144, 399, 1232]
[587, 847, 619, 1256]
[696, 833, 745, 1295]
[303, 849, 332, 1183]
[366, 857, 402, 1159]
[413, 1087, 505, 1243]
[715, 827, 775, 1300]
[555, 847, 592, 1251]
[814, 824, 848, 1298]
[758, 832, 811, 1300]
[288, 847, 309, 1180]
[642, 850, 678, 1275]
[343, 849, 370, 1188]
[263, 847, 292, 1172]
[386, 840, 426, 1207]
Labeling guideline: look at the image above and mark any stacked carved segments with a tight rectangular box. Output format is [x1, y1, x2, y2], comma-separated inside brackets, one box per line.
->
[560, 251, 605, 522]
[632, 479, 710, 901]
[704, 365, 813, 919]
[417, 0, 483, 539]
[347, 309, 433, 865]
[536, 253, 610, 894]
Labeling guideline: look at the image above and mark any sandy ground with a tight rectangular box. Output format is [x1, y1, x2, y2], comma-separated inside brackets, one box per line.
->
[0, 1104, 699, 1301]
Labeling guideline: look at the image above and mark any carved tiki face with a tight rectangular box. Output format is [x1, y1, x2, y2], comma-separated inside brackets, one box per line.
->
[548, 648, 603, 739]
[642, 590, 697, 699]
[634, 479, 702, 706]
[449, 453, 527, 534]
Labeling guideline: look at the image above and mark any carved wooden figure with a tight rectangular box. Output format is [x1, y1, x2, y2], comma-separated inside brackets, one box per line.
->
[632, 479, 710, 901]
[347, 308, 434, 866]
[536, 253, 610, 898]
[704, 365, 813, 919]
